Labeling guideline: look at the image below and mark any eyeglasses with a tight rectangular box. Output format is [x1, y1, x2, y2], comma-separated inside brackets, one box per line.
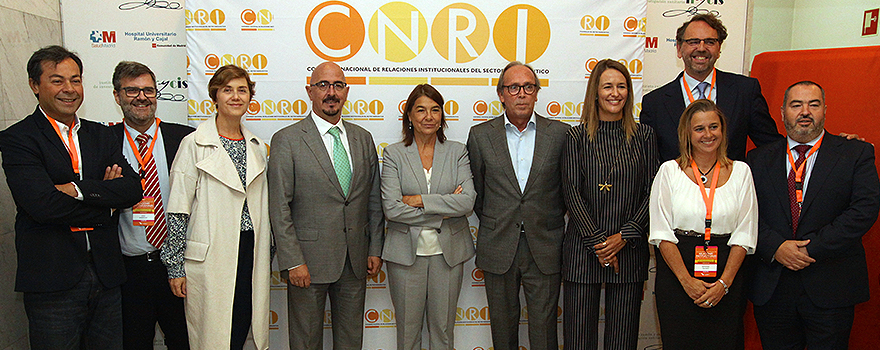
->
[502, 84, 537, 95]
[121, 87, 157, 98]
[682, 38, 720, 47]
[310, 81, 347, 91]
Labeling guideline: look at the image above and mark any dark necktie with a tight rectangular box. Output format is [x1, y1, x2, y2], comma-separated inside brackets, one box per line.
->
[787, 144, 811, 236]
[136, 133, 167, 248]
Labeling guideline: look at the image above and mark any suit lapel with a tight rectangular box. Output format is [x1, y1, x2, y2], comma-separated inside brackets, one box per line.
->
[714, 71, 739, 131]
[301, 116, 344, 197]
[430, 139, 448, 194]
[343, 120, 363, 198]
[523, 115, 550, 195]
[488, 115, 520, 195]
[663, 73, 687, 126]
[35, 111, 74, 171]
[768, 142, 794, 228]
[799, 133, 839, 219]
[76, 121, 95, 179]
[404, 142, 429, 193]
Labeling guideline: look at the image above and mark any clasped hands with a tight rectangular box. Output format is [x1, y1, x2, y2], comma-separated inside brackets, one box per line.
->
[773, 239, 814, 271]
[680, 275, 727, 308]
[594, 233, 625, 274]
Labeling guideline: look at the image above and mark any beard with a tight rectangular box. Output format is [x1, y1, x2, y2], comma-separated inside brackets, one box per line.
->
[784, 116, 824, 142]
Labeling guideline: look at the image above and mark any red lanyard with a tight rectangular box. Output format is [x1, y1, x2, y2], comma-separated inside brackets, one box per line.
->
[683, 68, 716, 103]
[691, 159, 720, 245]
[124, 119, 160, 190]
[786, 134, 824, 204]
[48, 116, 80, 175]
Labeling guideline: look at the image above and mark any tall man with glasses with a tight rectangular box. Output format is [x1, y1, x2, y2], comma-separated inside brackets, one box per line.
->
[467, 61, 570, 349]
[640, 14, 782, 162]
[108, 61, 193, 350]
[0, 45, 142, 349]
[269, 61, 384, 350]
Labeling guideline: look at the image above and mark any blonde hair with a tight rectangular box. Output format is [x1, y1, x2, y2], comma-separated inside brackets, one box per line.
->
[675, 99, 732, 169]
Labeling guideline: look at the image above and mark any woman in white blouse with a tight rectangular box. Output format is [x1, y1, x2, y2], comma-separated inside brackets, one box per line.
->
[648, 99, 757, 350]
[381, 84, 476, 350]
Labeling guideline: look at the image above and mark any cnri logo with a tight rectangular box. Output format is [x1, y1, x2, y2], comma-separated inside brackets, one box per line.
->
[90, 31, 116, 43]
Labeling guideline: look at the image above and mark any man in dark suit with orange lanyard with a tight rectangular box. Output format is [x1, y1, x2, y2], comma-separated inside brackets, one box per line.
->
[747, 81, 879, 349]
[0, 46, 142, 349]
[108, 61, 193, 350]
[640, 14, 782, 162]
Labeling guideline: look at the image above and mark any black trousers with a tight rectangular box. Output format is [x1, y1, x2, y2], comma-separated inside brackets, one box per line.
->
[230, 230, 255, 350]
[121, 251, 189, 350]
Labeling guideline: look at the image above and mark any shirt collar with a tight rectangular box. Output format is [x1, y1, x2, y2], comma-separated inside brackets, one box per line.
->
[787, 130, 825, 150]
[123, 119, 158, 139]
[682, 69, 715, 90]
[503, 111, 537, 132]
[40, 106, 80, 133]
[312, 112, 346, 137]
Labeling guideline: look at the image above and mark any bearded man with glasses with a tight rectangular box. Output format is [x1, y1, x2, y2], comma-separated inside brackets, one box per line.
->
[466, 61, 571, 350]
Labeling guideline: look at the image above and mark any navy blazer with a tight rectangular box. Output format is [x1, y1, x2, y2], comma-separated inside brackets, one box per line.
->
[640, 70, 782, 162]
[0, 107, 143, 292]
[746, 134, 879, 308]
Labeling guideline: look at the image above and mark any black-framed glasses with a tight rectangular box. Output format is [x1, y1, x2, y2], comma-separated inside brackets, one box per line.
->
[121, 87, 157, 98]
[310, 81, 347, 91]
[502, 84, 537, 95]
[683, 38, 720, 47]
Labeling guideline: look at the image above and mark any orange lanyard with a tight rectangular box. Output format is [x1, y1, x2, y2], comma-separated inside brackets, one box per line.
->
[124, 119, 161, 190]
[683, 68, 716, 103]
[691, 159, 720, 245]
[786, 134, 823, 204]
[48, 116, 80, 175]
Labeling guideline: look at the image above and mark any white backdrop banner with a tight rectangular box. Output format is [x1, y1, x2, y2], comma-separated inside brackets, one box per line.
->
[61, 0, 188, 125]
[184, 1, 650, 349]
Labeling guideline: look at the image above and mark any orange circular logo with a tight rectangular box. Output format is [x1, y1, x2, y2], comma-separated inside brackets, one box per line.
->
[585, 58, 599, 73]
[473, 100, 487, 115]
[306, 1, 365, 61]
[624, 16, 639, 32]
[493, 5, 550, 63]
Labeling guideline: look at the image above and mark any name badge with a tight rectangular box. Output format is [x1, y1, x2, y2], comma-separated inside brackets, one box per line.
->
[133, 197, 156, 226]
[694, 246, 718, 277]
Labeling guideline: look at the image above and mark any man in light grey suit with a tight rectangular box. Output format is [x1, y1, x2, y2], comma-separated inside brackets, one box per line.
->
[467, 61, 571, 349]
[268, 61, 384, 350]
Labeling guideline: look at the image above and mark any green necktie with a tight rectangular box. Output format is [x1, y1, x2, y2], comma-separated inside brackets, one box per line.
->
[327, 126, 351, 196]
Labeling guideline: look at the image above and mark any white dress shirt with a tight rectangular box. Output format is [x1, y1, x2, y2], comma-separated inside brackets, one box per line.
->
[504, 112, 537, 192]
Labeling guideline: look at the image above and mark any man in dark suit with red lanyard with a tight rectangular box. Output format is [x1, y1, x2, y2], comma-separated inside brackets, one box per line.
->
[640, 14, 782, 162]
[747, 81, 879, 349]
[109, 61, 193, 350]
[0, 46, 142, 349]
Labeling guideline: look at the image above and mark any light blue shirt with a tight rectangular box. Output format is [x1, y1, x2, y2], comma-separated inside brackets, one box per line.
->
[680, 69, 717, 106]
[504, 112, 537, 193]
[118, 121, 171, 256]
[786, 131, 824, 197]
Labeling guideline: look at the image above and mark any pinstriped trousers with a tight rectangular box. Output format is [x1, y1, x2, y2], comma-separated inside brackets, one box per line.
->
[563, 281, 643, 350]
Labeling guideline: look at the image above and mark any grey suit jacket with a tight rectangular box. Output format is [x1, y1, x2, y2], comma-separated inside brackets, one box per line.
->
[467, 113, 571, 275]
[381, 139, 476, 267]
[268, 114, 384, 283]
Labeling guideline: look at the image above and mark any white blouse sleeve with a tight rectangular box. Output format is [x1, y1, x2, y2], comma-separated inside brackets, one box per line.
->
[649, 161, 679, 246]
[727, 162, 758, 254]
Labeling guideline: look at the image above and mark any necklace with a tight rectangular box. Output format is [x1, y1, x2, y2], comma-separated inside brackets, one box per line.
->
[593, 122, 626, 192]
[698, 159, 718, 184]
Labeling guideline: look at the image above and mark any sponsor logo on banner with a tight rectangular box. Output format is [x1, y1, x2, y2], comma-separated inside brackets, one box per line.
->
[472, 100, 503, 121]
[366, 266, 387, 289]
[244, 99, 309, 121]
[645, 36, 659, 53]
[377, 142, 388, 162]
[444, 100, 460, 121]
[470, 267, 484, 287]
[470, 225, 478, 243]
[156, 77, 187, 102]
[584, 58, 642, 80]
[241, 9, 274, 31]
[188, 99, 216, 120]
[545, 101, 582, 122]
[124, 31, 180, 48]
[343, 99, 385, 121]
[622, 16, 646, 38]
[203, 53, 269, 76]
[89, 30, 117, 48]
[324, 310, 332, 329]
[455, 305, 490, 325]
[306, 2, 549, 63]
[269, 310, 280, 330]
[432, 3, 490, 63]
[186, 8, 226, 31]
[364, 308, 396, 328]
[186, 56, 191, 76]
[580, 15, 610, 36]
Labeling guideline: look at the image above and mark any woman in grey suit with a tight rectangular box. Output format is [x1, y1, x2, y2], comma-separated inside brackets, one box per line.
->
[561, 59, 659, 349]
[381, 84, 476, 350]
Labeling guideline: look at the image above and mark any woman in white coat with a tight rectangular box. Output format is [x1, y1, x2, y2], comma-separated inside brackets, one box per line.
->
[381, 84, 476, 350]
[161, 65, 271, 350]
